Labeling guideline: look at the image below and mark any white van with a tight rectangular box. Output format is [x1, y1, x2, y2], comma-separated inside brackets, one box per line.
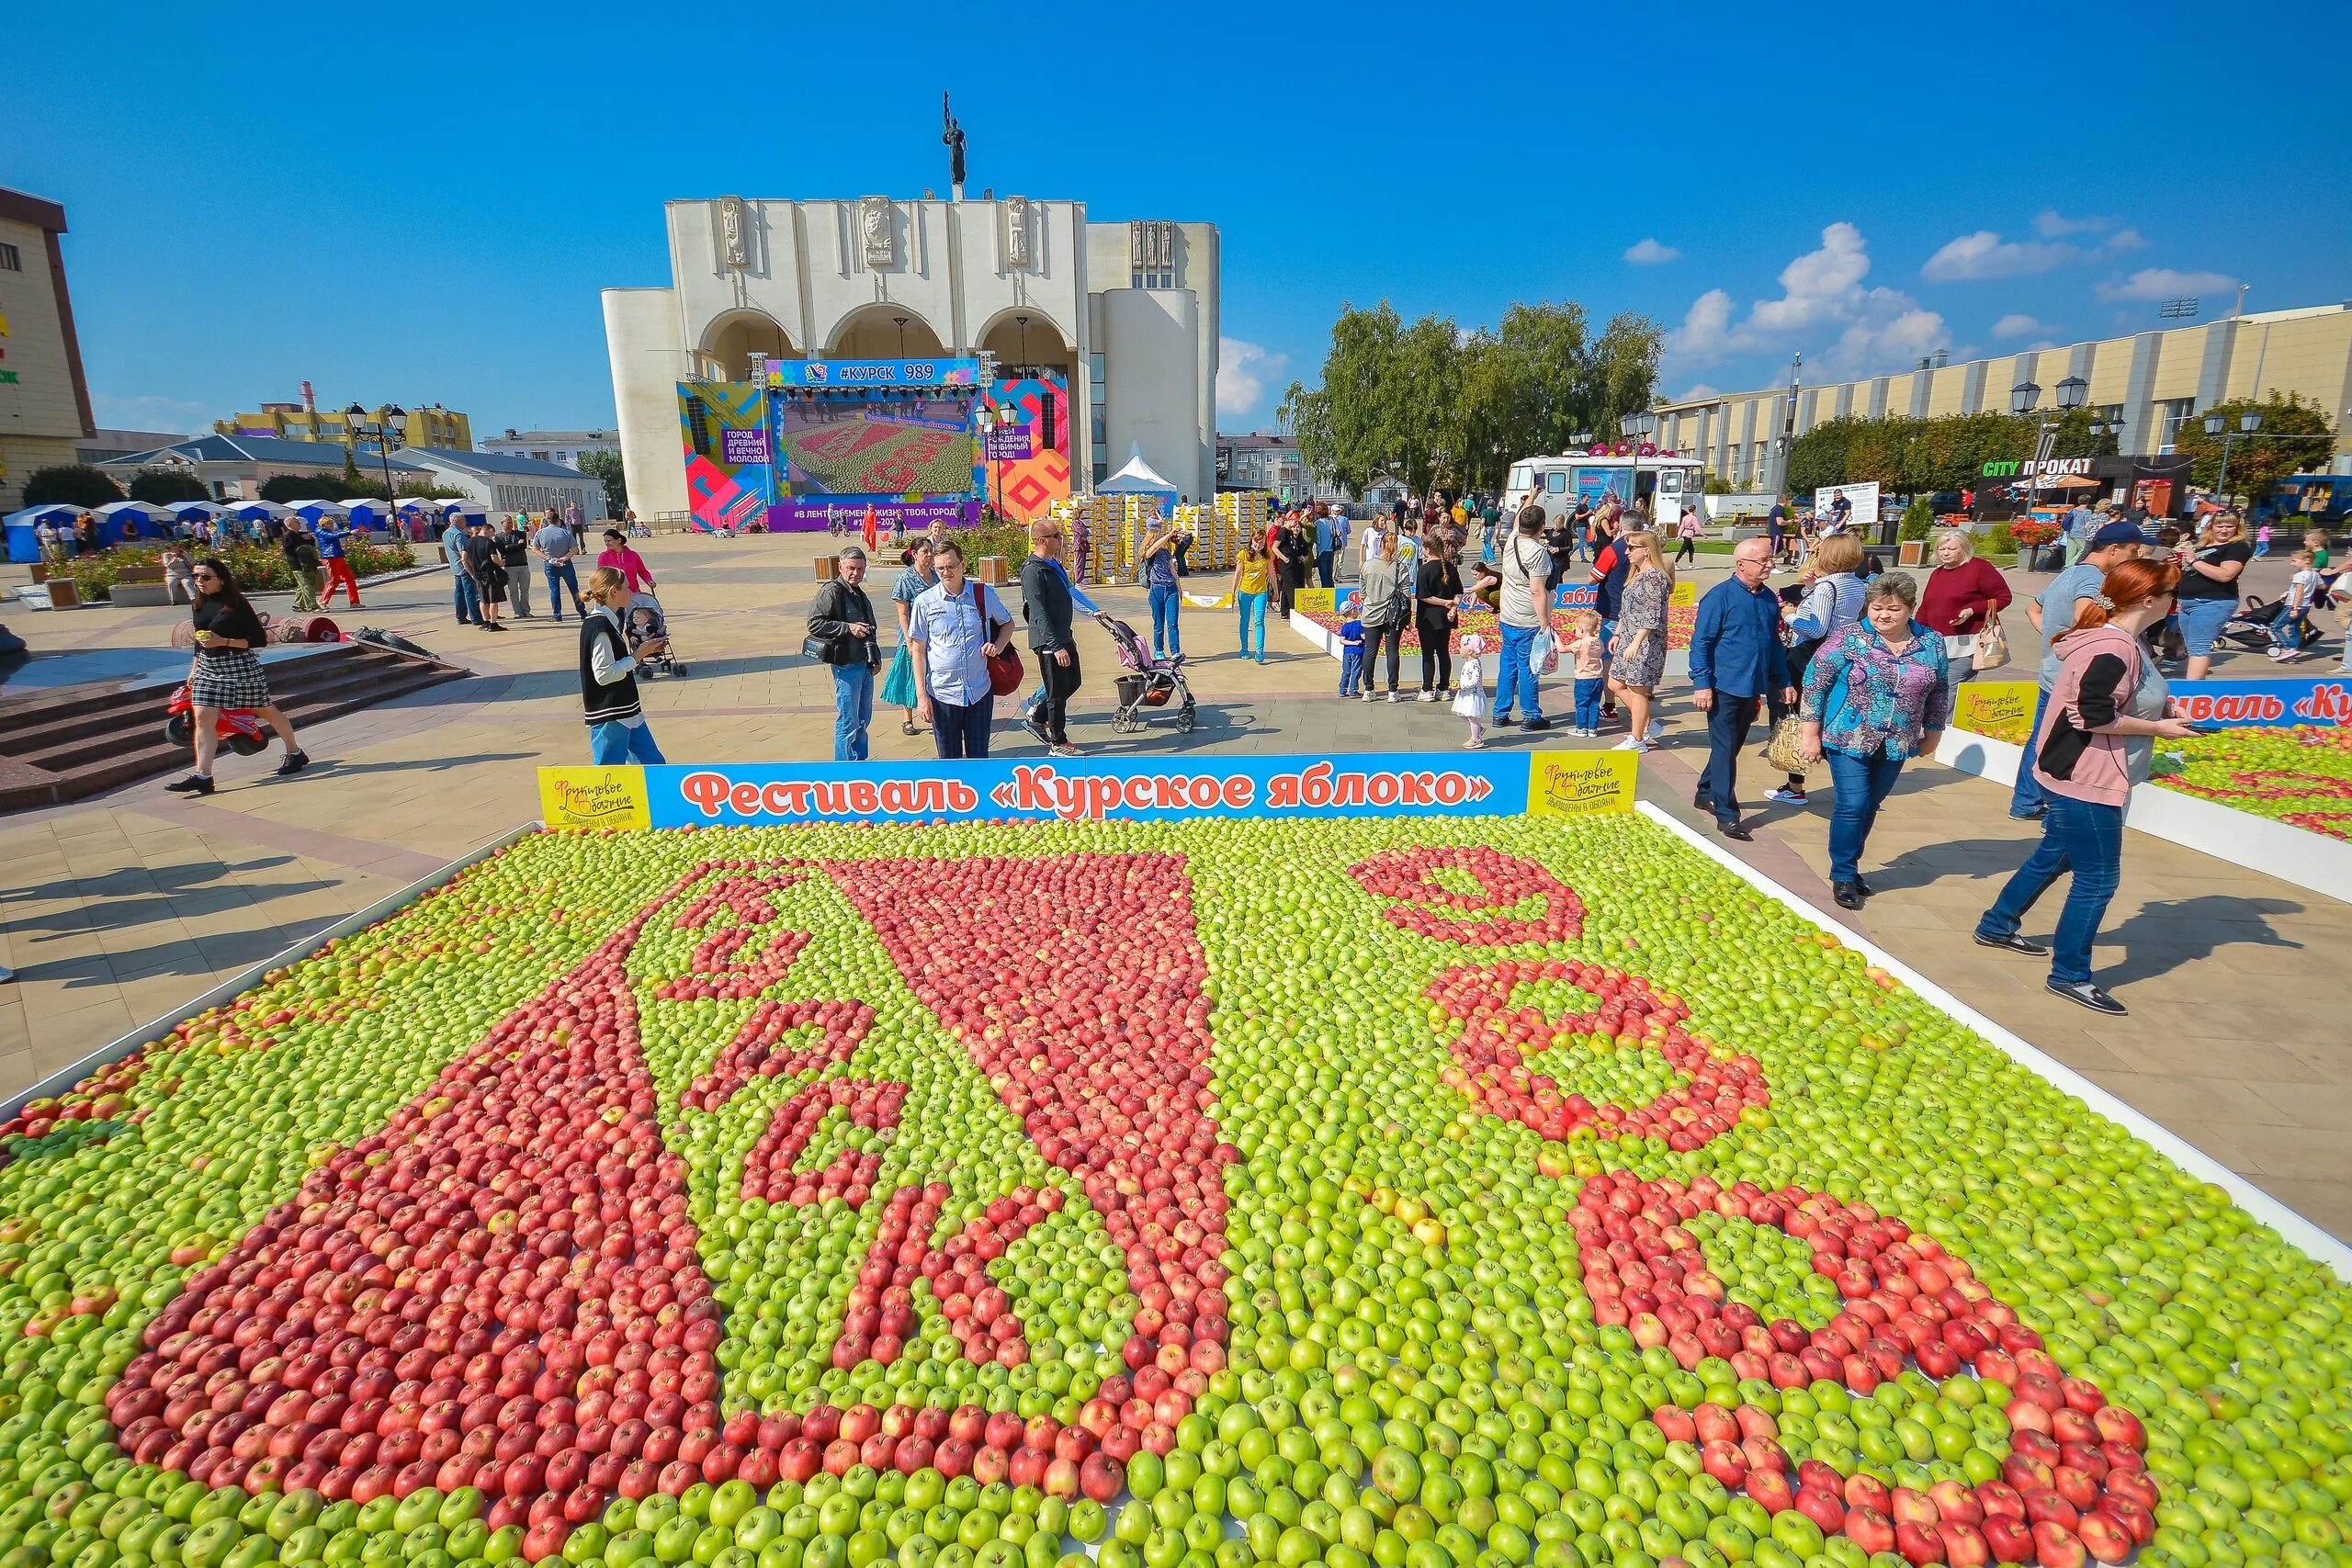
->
[1502, 451, 1707, 529]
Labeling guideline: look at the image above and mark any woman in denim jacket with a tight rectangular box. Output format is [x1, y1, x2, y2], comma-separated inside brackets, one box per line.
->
[1798, 572, 1950, 910]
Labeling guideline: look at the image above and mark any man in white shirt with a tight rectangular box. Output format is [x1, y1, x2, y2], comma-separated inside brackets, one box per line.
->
[907, 540, 1014, 761]
[1485, 507, 1555, 731]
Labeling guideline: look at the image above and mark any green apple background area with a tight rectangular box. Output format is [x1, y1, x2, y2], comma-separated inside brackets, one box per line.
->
[0, 817, 2346, 1568]
[1951, 720, 2352, 844]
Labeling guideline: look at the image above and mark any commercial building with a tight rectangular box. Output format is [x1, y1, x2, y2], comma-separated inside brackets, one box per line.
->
[0, 187, 96, 513]
[217, 399, 472, 454]
[477, 428, 619, 470]
[603, 195, 1219, 519]
[390, 446, 607, 521]
[1216, 432, 1344, 502]
[1654, 302, 2352, 496]
[98, 433, 429, 501]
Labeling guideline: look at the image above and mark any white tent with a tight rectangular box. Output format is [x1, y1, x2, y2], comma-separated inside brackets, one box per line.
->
[342, 498, 401, 526]
[165, 501, 222, 520]
[393, 496, 438, 513]
[228, 500, 294, 521]
[1095, 444, 1181, 503]
[286, 499, 351, 521]
[95, 500, 171, 525]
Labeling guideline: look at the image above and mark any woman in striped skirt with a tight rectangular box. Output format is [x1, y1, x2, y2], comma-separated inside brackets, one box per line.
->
[166, 559, 309, 795]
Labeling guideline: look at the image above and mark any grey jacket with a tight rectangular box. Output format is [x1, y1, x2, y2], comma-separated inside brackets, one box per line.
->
[1358, 554, 1409, 628]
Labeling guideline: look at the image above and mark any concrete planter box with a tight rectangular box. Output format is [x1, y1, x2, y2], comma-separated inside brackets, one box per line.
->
[1897, 540, 1928, 567]
[814, 556, 837, 581]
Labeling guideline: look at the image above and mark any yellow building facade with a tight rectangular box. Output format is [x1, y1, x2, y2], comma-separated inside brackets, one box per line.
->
[215, 401, 472, 453]
[0, 188, 96, 512]
[1655, 303, 2352, 495]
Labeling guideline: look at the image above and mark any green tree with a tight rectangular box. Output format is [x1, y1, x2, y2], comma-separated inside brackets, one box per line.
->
[126, 468, 209, 504]
[21, 465, 125, 509]
[1584, 311, 1665, 444]
[2168, 393, 2335, 501]
[579, 450, 628, 516]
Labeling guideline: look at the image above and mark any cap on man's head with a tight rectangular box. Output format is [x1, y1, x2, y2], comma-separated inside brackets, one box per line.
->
[2091, 520, 2144, 549]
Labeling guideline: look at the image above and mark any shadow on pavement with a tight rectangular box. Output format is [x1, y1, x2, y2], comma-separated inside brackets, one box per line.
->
[2097, 895, 2306, 990]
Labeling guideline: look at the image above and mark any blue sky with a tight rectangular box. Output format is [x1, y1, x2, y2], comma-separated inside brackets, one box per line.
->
[6, 1, 2346, 441]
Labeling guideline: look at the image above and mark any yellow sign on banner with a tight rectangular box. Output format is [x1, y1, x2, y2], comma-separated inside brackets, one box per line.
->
[539, 766, 652, 830]
[1951, 681, 2040, 746]
[1525, 750, 1638, 818]
[1292, 588, 1337, 615]
[1668, 580, 1698, 607]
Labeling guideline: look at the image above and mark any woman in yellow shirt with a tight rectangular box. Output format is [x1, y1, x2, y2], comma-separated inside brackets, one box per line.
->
[1232, 542, 1272, 662]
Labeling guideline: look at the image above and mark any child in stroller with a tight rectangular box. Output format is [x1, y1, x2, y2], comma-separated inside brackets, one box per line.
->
[625, 594, 687, 678]
[1103, 615, 1196, 734]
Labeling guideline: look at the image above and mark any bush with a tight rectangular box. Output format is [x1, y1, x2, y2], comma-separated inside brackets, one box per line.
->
[1702, 474, 1732, 496]
[1897, 497, 1936, 542]
[64, 538, 415, 602]
[127, 469, 210, 504]
[1980, 521, 2017, 558]
[21, 465, 125, 509]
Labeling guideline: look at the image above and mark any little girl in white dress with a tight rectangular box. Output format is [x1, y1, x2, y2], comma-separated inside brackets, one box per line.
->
[1453, 633, 1489, 748]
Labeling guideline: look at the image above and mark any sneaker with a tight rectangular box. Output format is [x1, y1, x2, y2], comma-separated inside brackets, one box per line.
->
[1417, 691, 1438, 703]
[1047, 744, 1083, 759]
[1973, 931, 2050, 957]
[1718, 820, 1753, 841]
[1361, 689, 1376, 702]
[1645, 720, 1664, 741]
[1021, 717, 1051, 746]
[1387, 691, 1401, 703]
[164, 773, 215, 796]
[2047, 977, 2127, 1016]
[2008, 806, 2047, 821]
[1764, 785, 1807, 805]
[1611, 736, 1642, 750]
[1522, 716, 1552, 732]
[274, 750, 311, 777]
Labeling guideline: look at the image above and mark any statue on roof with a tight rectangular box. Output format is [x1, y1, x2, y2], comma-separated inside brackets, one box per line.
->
[943, 93, 967, 191]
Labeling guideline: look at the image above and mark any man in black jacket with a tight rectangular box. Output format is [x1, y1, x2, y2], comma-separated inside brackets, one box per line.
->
[809, 545, 881, 761]
[1020, 524, 1084, 756]
[461, 519, 506, 632]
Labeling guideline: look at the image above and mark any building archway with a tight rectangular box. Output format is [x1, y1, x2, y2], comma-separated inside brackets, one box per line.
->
[700, 310, 800, 381]
[827, 306, 948, 359]
[976, 309, 1077, 385]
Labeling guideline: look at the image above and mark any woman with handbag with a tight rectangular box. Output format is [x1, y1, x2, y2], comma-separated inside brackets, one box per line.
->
[1917, 528, 2013, 691]
[1356, 532, 1410, 702]
[908, 539, 1015, 760]
[1769, 533, 1871, 805]
[1020, 524, 1085, 757]
[1797, 573, 1951, 910]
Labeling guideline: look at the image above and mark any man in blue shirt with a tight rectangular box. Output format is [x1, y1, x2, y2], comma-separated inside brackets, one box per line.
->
[1689, 537, 1796, 840]
[313, 517, 361, 607]
[1313, 510, 1338, 589]
[442, 519, 480, 626]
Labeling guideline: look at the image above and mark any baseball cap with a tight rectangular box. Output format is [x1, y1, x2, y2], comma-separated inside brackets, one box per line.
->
[2091, 520, 2144, 548]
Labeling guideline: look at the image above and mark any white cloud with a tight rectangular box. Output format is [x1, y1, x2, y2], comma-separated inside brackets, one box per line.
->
[92, 391, 214, 431]
[1675, 382, 1719, 401]
[1922, 231, 2078, 282]
[1623, 238, 1680, 265]
[2096, 267, 2237, 303]
[1666, 222, 1948, 378]
[1992, 313, 2047, 339]
[1215, 337, 1287, 418]
[2035, 209, 2110, 239]
[2103, 227, 2147, 251]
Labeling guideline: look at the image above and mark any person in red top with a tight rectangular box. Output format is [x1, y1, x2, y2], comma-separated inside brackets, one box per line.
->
[1916, 527, 2013, 688]
[596, 527, 658, 597]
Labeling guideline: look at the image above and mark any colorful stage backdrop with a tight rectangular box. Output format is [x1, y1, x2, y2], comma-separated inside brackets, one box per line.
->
[676, 361, 1069, 533]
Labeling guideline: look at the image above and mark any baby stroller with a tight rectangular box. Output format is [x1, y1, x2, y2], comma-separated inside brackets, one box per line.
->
[625, 593, 688, 678]
[2215, 592, 2288, 654]
[1104, 616, 1196, 734]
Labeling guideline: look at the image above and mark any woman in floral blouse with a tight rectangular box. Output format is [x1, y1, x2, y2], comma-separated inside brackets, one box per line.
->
[1799, 572, 1951, 910]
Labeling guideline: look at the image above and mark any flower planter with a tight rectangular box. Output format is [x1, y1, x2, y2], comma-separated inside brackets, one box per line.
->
[1897, 540, 1928, 567]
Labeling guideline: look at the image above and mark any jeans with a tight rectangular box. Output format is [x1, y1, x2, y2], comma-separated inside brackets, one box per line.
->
[2175, 595, 2234, 658]
[452, 572, 481, 625]
[1363, 620, 1405, 693]
[1038, 648, 1080, 744]
[1574, 677, 1604, 730]
[831, 660, 875, 761]
[1235, 591, 1267, 658]
[2008, 686, 2053, 816]
[1148, 582, 1183, 660]
[1599, 618, 1619, 700]
[545, 560, 585, 619]
[1495, 622, 1544, 722]
[589, 720, 666, 764]
[2254, 538, 2270, 558]
[1826, 748, 1905, 882]
[1977, 793, 2125, 987]
[1699, 693, 1763, 825]
[2276, 614, 2306, 654]
[933, 693, 994, 759]
[1340, 647, 1364, 696]
[1316, 550, 1335, 589]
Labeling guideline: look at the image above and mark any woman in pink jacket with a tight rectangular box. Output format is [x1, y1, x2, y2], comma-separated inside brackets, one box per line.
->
[1973, 558, 2198, 1017]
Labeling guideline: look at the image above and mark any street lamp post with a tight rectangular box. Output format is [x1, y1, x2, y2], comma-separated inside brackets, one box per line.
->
[2203, 409, 2263, 511]
[2007, 377, 2086, 518]
[974, 405, 1001, 521]
[1619, 411, 1657, 512]
[345, 402, 407, 536]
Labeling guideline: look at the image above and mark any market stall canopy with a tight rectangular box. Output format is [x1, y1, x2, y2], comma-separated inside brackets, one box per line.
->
[1096, 445, 1181, 502]
[286, 499, 351, 521]
[393, 497, 438, 513]
[2, 505, 80, 565]
[94, 500, 171, 524]
[4, 504, 78, 527]
[2033, 474, 2099, 491]
[342, 499, 401, 525]
[228, 500, 295, 521]
[164, 501, 223, 518]
[433, 498, 486, 515]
